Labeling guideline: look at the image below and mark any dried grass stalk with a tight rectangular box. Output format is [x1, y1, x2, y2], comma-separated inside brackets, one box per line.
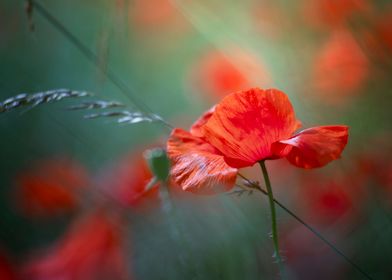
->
[84, 110, 162, 124]
[68, 100, 125, 110]
[0, 89, 90, 113]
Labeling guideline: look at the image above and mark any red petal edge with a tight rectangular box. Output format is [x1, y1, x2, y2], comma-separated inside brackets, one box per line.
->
[190, 106, 215, 138]
[167, 128, 238, 194]
[272, 125, 349, 168]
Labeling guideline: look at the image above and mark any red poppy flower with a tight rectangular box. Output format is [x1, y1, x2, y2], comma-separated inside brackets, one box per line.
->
[131, 0, 172, 26]
[23, 210, 129, 280]
[190, 49, 270, 100]
[15, 158, 89, 218]
[129, 0, 187, 32]
[98, 151, 159, 209]
[364, 7, 392, 59]
[355, 133, 392, 204]
[252, 1, 288, 39]
[167, 88, 348, 193]
[0, 251, 17, 280]
[303, 0, 371, 29]
[312, 30, 369, 104]
[376, 9, 392, 52]
[297, 171, 366, 225]
[202, 88, 348, 168]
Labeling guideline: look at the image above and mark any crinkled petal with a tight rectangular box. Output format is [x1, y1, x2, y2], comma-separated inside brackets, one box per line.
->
[167, 129, 237, 194]
[202, 88, 301, 168]
[272, 125, 349, 168]
[190, 106, 215, 138]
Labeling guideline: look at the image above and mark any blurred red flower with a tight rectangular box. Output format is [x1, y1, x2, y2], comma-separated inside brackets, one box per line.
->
[23, 210, 129, 280]
[129, 0, 187, 32]
[355, 134, 392, 204]
[375, 9, 392, 52]
[168, 88, 349, 193]
[363, 7, 392, 60]
[97, 151, 160, 209]
[283, 226, 348, 280]
[312, 30, 369, 104]
[303, 0, 371, 29]
[15, 158, 89, 218]
[0, 251, 18, 280]
[297, 172, 365, 225]
[189, 49, 270, 100]
[252, 1, 288, 39]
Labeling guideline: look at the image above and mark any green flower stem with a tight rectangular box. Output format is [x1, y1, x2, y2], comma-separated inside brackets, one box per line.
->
[259, 161, 283, 266]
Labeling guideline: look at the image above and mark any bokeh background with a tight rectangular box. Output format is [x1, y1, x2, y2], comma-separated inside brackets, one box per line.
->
[0, 0, 391, 279]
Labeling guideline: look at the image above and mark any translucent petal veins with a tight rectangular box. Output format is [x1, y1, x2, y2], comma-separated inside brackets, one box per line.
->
[189, 106, 215, 138]
[202, 88, 300, 168]
[167, 129, 237, 194]
[274, 126, 349, 168]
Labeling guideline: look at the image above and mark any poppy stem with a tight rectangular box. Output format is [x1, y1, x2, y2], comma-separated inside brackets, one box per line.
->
[238, 173, 373, 280]
[259, 161, 284, 272]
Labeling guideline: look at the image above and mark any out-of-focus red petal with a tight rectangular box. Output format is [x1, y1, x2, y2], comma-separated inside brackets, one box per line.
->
[15, 158, 89, 218]
[273, 126, 349, 169]
[202, 88, 300, 168]
[0, 251, 17, 280]
[376, 9, 392, 52]
[189, 49, 271, 100]
[130, 0, 183, 29]
[313, 30, 369, 103]
[167, 129, 237, 194]
[252, 2, 288, 39]
[23, 210, 129, 280]
[98, 151, 159, 210]
[303, 0, 371, 28]
[190, 106, 215, 138]
[296, 170, 366, 226]
[18, 176, 78, 213]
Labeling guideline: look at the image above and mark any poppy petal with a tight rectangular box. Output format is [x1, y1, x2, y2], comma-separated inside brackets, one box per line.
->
[190, 106, 215, 138]
[23, 211, 128, 280]
[272, 125, 349, 168]
[202, 88, 300, 168]
[167, 128, 237, 194]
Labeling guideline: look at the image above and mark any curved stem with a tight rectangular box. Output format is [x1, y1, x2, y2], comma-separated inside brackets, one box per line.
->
[259, 161, 283, 267]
